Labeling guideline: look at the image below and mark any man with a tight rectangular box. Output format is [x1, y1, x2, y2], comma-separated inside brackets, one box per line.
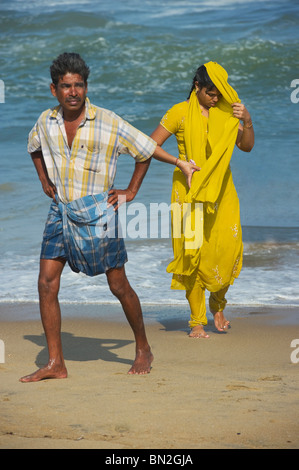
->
[20, 52, 197, 382]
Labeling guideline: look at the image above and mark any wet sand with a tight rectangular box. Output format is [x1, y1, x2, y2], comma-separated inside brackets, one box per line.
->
[0, 302, 298, 449]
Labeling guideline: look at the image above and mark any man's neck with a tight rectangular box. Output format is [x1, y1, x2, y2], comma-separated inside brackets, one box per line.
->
[63, 102, 86, 123]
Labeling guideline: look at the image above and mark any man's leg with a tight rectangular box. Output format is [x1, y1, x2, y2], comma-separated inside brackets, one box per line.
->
[106, 266, 153, 375]
[20, 258, 67, 382]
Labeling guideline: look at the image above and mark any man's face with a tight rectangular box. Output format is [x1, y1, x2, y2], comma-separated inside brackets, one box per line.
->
[50, 73, 87, 114]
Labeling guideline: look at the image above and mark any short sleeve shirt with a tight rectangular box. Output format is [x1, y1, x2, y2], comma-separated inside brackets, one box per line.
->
[28, 97, 157, 203]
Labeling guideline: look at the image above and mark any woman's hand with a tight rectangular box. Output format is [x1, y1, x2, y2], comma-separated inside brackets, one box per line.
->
[232, 103, 255, 152]
[176, 159, 200, 188]
[231, 102, 252, 125]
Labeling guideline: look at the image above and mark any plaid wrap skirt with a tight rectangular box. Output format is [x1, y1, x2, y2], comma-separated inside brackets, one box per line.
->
[40, 192, 127, 276]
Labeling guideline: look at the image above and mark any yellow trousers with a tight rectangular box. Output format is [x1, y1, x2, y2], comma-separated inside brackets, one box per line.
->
[186, 285, 229, 328]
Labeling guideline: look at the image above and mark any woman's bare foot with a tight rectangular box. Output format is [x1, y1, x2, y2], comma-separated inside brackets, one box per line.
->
[19, 361, 68, 383]
[189, 325, 210, 338]
[212, 311, 230, 332]
[128, 348, 154, 375]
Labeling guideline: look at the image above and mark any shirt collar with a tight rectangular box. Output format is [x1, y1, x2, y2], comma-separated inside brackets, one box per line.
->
[50, 97, 96, 121]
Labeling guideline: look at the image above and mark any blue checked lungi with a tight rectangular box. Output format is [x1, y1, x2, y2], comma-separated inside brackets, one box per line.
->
[40, 191, 127, 276]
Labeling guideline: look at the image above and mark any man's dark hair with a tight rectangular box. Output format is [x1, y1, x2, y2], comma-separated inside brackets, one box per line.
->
[50, 52, 90, 86]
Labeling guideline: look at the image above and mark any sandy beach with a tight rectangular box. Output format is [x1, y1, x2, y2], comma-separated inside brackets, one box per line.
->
[0, 302, 298, 450]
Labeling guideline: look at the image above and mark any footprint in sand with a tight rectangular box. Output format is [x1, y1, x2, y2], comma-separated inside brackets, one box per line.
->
[226, 383, 259, 391]
[258, 375, 282, 382]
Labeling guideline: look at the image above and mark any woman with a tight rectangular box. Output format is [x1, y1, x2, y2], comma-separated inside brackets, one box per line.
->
[151, 61, 254, 338]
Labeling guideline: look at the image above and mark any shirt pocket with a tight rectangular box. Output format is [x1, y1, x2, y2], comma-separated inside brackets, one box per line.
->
[78, 141, 105, 173]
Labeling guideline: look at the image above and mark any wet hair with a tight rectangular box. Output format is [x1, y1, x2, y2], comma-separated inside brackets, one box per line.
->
[50, 52, 90, 86]
[188, 64, 216, 98]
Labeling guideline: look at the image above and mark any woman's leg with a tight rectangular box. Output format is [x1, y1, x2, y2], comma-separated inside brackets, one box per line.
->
[186, 285, 209, 338]
[209, 286, 230, 332]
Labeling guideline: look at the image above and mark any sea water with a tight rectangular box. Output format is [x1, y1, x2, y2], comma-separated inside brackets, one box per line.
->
[0, 0, 298, 320]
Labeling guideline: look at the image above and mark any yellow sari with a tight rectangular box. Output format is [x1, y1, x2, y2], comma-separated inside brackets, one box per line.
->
[161, 62, 243, 293]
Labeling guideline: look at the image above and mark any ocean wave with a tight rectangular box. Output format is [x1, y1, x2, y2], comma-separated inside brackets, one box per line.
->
[0, 231, 298, 308]
[0, 0, 298, 313]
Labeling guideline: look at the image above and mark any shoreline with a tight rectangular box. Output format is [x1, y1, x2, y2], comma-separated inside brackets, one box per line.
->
[0, 302, 298, 449]
[0, 301, 298, 326]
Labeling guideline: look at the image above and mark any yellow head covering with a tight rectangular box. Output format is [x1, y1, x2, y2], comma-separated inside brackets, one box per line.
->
[185, 61, 240, 210]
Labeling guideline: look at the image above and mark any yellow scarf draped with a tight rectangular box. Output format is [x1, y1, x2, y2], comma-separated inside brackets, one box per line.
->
[167, 61, 240, 278]
[185, 61, 240, 209]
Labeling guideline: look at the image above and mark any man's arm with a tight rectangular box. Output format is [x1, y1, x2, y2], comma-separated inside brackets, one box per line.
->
[108, 159, 151, 210]
[31, 151, 57, 201]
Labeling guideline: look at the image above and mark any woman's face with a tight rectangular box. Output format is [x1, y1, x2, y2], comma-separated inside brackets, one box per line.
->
[195, 84, 221, 109]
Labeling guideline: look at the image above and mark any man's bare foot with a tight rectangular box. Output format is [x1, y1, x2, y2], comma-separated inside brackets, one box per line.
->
[19, 362, 68, 383]
[189, 325, 210, 338]
[213, 311, 230, 332]
[128, 348, 154, 375]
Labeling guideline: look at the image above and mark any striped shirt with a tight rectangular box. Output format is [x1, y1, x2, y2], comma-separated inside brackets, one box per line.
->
[28, 97, 157, 203]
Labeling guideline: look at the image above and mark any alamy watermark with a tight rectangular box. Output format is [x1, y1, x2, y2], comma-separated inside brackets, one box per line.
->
[0, 340, 4, 364]
[290, 339, 299, 364]
[0, 80, 4, 103]
[290, 79, 299, 103]
[99, 199, 204, 249]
